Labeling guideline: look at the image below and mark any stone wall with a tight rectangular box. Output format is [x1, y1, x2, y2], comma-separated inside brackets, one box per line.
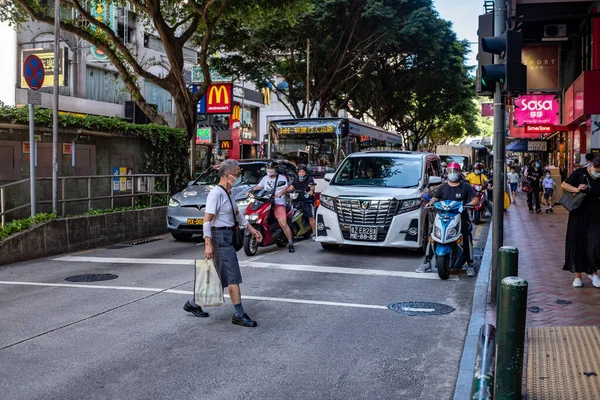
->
[0, 206, 167, 266]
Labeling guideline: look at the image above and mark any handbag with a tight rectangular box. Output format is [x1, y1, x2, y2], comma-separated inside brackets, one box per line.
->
[521, 178, 532, 193]
[194, 259, 223, 307]
[559, 176, 590, 212]
[218, 185, 245, 251]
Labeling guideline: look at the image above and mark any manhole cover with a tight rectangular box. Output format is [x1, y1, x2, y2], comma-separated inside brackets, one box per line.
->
[388, 301, 455, 316]
[65, 274, 118, 282]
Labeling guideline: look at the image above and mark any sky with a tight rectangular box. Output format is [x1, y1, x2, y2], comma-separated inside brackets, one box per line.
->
[434, 0, 482, 68]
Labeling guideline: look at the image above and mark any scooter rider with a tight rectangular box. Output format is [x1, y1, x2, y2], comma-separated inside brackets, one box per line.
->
[416, 162, 479, 277]
[251, 160, 295, 252]
[466, 162, 493, 217]
[287, 164, 317, 241]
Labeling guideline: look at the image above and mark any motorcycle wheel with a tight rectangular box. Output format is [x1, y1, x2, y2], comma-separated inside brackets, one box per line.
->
[436, 254, 451, 280]
[473, 210, 481, 225]
[244, 235, 259, 256]
[276, 239, 287, 248]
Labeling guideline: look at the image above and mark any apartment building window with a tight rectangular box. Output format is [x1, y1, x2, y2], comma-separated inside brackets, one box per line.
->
[86, 67, 131, 104]
[144, 81, 173, 113]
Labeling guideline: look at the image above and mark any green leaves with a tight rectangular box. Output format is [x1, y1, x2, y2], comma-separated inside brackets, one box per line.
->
[0, 213, 56, 242]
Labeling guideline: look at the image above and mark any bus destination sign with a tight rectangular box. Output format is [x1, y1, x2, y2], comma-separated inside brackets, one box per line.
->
[279, 125, 335, 135]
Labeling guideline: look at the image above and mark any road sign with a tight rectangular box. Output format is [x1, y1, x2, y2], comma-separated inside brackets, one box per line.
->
[23, 55, 45, 90]
[27, 90, 42, 105]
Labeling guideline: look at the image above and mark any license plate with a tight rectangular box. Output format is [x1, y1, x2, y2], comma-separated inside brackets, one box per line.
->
[187, 218, 204, 225]
[349, 226, 378, 241]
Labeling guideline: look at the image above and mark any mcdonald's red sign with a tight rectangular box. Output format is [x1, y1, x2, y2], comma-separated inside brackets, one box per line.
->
[220, 140, 233, 150]
[206, 83, 233, 114]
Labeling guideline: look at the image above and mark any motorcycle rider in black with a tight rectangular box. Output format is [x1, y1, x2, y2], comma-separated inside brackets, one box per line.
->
[287, 164, 317, 241]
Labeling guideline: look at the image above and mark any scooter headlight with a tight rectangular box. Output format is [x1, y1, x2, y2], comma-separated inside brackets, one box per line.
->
[447, 228, 458, 238]
[434, 227, 442, 239]
[245, 214, 259, 222]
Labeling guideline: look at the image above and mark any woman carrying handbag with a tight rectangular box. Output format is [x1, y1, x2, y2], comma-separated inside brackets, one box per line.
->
[183, 159, 263, 327]
[561, 154, 600, 288]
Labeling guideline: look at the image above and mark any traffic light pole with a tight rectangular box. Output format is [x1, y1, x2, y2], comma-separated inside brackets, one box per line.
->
[491, 0, 507, 306]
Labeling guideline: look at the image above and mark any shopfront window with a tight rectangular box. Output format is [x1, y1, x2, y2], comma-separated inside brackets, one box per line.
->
[241, 106, 258, 141]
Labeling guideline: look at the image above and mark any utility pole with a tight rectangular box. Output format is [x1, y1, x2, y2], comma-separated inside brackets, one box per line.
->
[306, 39, 310, 118]
[52, 1, 60, 214]
[491, 0, 507, 303]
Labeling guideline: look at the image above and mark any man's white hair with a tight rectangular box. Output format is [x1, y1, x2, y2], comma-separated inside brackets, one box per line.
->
[219, 159, 240, 177]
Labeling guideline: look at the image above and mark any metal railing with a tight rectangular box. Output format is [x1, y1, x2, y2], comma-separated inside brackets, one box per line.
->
[0, 174, 170, 227]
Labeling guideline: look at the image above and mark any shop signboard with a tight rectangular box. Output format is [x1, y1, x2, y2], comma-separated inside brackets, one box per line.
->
[524, 124, 554, 134]
[206, 83, 233, 114]
[196, 127, 211, 144]
[522, 45, 559, 91]
[21, 48, 66, 87]
[527, 141, 548, 152]
[481, 103, 494, 117]
[513, 94, 559, 127]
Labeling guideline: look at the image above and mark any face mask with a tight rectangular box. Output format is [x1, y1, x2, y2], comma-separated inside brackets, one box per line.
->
[591, 170, 600, 178]
[299, 175, 306, 182]
[228, 174, 241, 186]
[511, 170, 515, 174]
[535, 163, 541, 168]
[474, 170, 481, 175]
[448, 172, 460, 182]
[546, 174, 551, 179]
[266, 169, 276, 177]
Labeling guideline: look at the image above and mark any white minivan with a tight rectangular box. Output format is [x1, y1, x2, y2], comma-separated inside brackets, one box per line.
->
[316, 151, 442, 251]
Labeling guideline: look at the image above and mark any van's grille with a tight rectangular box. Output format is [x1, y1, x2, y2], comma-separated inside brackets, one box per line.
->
[334, 198, 398, 225]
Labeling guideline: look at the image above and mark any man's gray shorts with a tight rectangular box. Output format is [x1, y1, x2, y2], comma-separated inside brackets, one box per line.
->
[213, 229, 242, 287]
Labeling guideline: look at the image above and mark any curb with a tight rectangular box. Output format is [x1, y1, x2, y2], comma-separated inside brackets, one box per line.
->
[453, 224, 494, 399]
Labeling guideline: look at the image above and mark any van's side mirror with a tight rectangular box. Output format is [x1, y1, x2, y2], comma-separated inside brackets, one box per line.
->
[427, 176, 442, 187]
[324, 173, 334, 182]
[186, 181, 195, 188]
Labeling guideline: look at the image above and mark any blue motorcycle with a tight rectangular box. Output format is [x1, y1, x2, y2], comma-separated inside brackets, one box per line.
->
[427, 199, 470, 280]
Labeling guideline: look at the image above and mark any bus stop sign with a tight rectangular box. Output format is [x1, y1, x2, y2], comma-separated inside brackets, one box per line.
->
[23, 55, 45, 90]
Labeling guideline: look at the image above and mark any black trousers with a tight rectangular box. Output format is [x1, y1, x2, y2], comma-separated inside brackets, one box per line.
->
[527, 187, 541, 211]
[425, 213, 473, 265]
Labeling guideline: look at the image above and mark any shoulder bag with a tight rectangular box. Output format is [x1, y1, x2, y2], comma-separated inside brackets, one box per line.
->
[217, 185, 245, 251]
[559, 175, 590, 212]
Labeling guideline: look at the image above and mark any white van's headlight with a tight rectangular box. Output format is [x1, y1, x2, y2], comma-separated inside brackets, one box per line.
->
[169, 197, 180, 207]
[397, 198, 421, 214]
[320, 195, 335, 211]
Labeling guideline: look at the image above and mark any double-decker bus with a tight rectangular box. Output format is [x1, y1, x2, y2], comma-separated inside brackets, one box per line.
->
[268, 117, 403, 170]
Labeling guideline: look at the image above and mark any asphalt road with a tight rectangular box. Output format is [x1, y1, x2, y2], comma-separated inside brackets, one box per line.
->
[0, 222, 489, 400]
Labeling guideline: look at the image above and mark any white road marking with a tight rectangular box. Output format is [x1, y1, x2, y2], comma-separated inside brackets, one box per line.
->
[401, 307, 436, 313]
[0, 281, 388, 310]
[53, 256, 457, 280]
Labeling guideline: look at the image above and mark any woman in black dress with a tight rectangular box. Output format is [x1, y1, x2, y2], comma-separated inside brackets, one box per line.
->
[562, 154, 600, 288]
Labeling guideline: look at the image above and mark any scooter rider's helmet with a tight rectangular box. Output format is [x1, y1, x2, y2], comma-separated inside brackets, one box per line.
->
[447, 162, 462, 173]
[441, 162, 448, 168]
[473, 163, 484, 173]
[296, 164, 308, 173]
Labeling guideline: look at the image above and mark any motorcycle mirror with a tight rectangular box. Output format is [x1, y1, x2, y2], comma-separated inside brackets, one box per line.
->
[423, 194, 431, 201]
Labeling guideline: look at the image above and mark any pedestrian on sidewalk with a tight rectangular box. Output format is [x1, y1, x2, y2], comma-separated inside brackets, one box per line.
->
[507, 166, 520, 205]
[561, 154, 600, 288]
[584, 153, 594, 168]
[525, 160, 543, 213]
[184, 159, 263, 326]
[542, 172, 556, 213]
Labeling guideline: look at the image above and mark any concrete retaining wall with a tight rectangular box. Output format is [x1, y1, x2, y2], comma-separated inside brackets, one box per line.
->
[0, 206, 167, 266]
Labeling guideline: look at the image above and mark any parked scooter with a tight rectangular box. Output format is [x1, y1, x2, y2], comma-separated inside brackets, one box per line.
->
[243, 184, 293, 256]
[471, 184, 488, 225]
[426, 197, 472, 280]
[289, 185, 316, 240]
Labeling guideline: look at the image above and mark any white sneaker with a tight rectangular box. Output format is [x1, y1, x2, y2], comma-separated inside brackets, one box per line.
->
[593, 275, 600, 288]
[573, 278, 583, 288]
[416, 261, 432, 273]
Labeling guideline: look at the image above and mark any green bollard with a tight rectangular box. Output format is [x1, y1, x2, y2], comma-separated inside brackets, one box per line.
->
[496, 246, 519, 315]
[495, 276, 528, 400]
[471, 324, 496, 399]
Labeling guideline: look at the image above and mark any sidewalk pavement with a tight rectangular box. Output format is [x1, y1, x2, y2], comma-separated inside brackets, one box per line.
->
[489, 192, 600, 399]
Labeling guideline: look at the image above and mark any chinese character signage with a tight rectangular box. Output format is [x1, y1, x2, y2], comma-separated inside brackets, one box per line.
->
[280, 125, 335, 134]
[513, 94, 559, 127]
[90, 0, 117, 61]
[196, 127, 211, 144]
[522, 45, 559, 91]
[21, 49, 65, 87]
[481, 103, 494, 117]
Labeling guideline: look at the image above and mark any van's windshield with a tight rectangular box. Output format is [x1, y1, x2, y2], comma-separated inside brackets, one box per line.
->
[331, 157, 422, 188]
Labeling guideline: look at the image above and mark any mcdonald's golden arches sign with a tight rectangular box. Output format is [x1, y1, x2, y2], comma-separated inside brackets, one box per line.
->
[206, 83, 233, 114]
[220, 140, 233, 150]
[232, 105, 241, 121]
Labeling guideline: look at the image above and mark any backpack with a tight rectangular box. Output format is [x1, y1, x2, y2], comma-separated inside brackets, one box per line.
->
[521, 178, 532, 193]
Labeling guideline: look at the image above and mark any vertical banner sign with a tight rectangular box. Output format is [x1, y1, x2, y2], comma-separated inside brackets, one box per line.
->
[119, 167, 127, 192]
[90, 0, 117, 61]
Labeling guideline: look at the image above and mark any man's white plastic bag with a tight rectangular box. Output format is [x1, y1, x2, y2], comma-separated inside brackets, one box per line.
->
[194, 259, 224, 307]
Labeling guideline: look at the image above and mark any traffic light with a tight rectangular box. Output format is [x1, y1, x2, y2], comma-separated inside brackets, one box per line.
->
[476, 13, 494, 95]
[479, 29, 527, 95]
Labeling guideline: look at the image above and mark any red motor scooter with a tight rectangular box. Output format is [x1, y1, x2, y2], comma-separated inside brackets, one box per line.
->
[243, 185, 294, 256]
[471, 184, 488, 225]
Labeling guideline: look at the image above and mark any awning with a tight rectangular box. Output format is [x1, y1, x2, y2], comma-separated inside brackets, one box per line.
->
[506, 141, 528, 152]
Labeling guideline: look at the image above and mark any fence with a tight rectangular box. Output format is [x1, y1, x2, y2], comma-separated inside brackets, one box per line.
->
[0, 174, 170, 227]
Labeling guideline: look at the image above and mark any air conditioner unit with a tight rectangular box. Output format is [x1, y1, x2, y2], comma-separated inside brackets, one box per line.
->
[544, 24, 567, 39]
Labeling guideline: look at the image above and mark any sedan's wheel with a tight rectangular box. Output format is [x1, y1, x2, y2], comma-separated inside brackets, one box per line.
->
[171, 232, 193, 241]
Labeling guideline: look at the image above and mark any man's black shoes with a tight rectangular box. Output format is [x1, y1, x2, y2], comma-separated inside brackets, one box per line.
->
[289, 243, 295, 253]
[233, 313, 257, 327]
[184, 300, 209, 317]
